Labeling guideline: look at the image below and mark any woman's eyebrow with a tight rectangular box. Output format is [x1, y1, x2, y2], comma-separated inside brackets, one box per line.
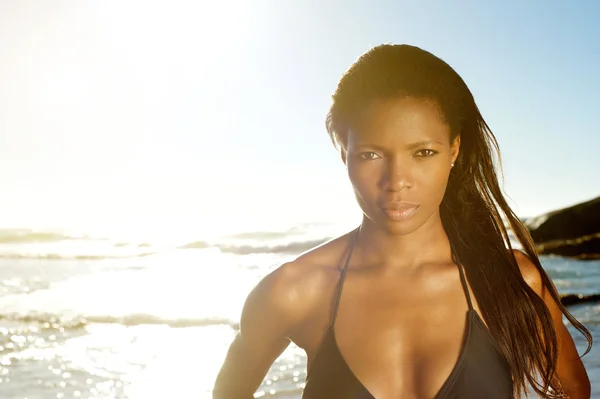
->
[352, 140, 444, 150]
[406, 140, 444, 149]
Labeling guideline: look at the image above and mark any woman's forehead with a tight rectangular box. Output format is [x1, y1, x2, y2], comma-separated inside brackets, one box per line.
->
[349, 98, 451, 145]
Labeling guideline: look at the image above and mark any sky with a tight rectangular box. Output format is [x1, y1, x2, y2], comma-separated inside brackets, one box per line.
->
[0, 0, 599, 236]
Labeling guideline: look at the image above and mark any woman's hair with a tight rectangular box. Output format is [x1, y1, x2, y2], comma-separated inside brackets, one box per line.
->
[326, 44, 592, 398]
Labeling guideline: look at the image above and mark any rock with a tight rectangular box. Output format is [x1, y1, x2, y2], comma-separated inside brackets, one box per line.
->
[523, 196, 600, 242]
[523, 196, 600, 259]
[560, 293, 600, 307]
[536, 233, 600, 260]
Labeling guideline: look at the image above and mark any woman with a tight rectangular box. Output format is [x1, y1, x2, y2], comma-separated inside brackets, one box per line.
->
[213, 44, 592, 398]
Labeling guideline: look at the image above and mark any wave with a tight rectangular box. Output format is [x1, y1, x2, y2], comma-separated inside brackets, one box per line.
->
[226, 231, 297, 240]
[0, 236, 328, 260]
[0, 294, 596, 331]
[0, 225, 337, 259]
[179, 241, 212, 250]
[0, 229, 86, 244]
[0, 228, 151, 245]
[224, 222, 336, 240]
[0, 312, 240, 330]
[0, 228, 159, 260]
[180, 237, 330, 254]
[0, 251, 158, 261]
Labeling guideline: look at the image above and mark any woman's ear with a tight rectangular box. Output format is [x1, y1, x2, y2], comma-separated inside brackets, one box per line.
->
[450, 135, 461, 165]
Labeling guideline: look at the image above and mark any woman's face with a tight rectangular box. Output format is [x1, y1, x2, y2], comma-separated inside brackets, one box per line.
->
[345, 97, 460, 235]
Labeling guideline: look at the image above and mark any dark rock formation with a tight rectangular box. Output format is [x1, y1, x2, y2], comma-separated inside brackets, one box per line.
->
[560, 293, 600, 307]
[523, 196, 600, 259]
[535, 233, 600, 260]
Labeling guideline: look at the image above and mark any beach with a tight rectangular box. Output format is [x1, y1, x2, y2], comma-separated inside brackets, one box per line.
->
[0, 223, 598, 398]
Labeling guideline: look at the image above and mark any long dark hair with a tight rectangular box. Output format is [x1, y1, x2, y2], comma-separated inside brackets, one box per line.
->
[325, 44, 592, 398]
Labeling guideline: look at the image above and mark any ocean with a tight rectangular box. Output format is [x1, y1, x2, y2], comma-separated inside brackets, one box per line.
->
[0, 223, 598, 399]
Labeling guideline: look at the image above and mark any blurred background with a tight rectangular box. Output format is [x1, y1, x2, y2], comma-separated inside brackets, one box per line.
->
[0, 0, 598, 398]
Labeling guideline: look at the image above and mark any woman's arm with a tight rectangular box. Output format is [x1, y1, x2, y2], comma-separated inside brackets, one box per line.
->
[212, 262, 316, 398]
[514, 250, 591, 399]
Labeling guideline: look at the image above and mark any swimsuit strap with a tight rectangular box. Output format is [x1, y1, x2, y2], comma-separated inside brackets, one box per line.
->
[331, 227, 360, 326]
[451, 241, 473, 310]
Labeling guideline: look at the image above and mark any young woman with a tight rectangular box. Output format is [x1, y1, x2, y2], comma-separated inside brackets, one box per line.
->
[213, 44, 592, 398]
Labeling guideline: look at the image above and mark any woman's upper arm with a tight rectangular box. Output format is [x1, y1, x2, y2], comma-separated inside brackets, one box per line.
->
[212, 262, 314, 398]
[513, 250, 591, 398]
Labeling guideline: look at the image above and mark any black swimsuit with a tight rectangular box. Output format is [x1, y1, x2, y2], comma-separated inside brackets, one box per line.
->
[302, 230, 513, 398]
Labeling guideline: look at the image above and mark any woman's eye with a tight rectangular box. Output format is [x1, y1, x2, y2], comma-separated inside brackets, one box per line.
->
[358, 152, 380, 160]
[415, 149, 437, 157]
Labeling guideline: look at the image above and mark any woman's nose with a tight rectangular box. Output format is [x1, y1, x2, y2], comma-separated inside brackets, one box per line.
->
[382, 159, 414, 192]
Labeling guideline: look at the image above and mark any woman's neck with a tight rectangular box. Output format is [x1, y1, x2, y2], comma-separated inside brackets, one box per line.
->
[355, 213, 452, 271]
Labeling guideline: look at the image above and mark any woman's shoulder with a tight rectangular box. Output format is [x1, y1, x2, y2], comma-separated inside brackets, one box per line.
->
[511, 248, 544, 297]
[241, 231, 354, 329]
[262, 231, 354, 302]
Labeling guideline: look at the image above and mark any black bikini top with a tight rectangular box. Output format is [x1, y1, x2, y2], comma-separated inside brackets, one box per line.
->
[302, 229, 513, 398]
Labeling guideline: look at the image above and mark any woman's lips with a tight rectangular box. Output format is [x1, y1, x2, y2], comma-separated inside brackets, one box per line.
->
[381, 205, 419, 222]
